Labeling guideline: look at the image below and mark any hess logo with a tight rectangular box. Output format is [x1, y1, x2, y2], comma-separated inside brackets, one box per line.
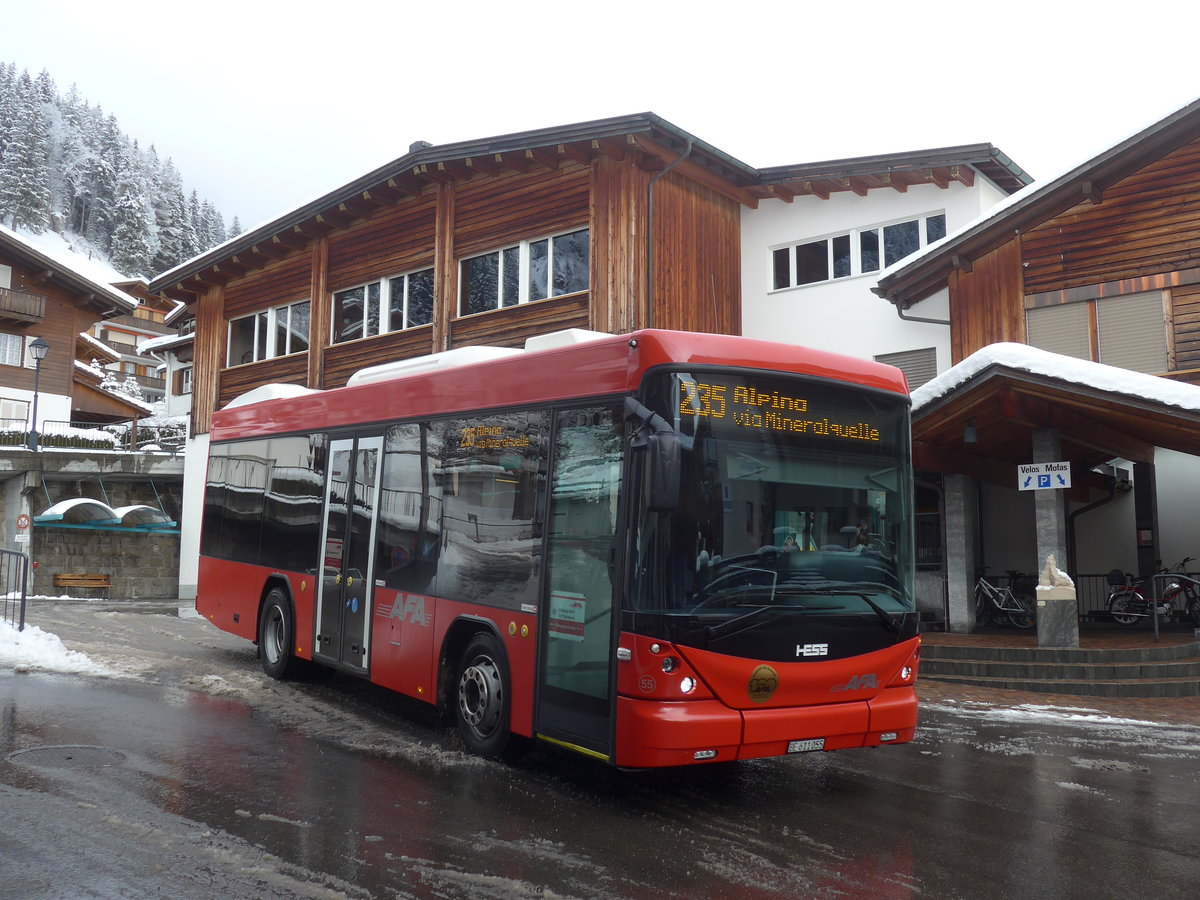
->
[797, 643, 829, 657]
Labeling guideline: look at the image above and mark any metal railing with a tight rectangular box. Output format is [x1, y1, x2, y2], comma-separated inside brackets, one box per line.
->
[0, 420, 187, 453]
[0, 549, 30, 632]
[970, 572, 1146, 623]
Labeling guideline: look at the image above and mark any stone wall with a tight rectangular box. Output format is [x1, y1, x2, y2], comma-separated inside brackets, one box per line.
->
[31, 528, 180, 599]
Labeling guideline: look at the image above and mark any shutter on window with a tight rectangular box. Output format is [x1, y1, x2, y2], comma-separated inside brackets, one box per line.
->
[1026, 303, 1091, 360]
[1097, 291, 1166, 374]
[874, 347, 937, 389]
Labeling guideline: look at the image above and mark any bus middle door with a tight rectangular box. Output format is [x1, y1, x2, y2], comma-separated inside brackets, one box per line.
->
[315, 435, 383, 674]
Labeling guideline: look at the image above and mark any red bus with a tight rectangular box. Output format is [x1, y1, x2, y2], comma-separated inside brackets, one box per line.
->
[197, 329, 919, 768]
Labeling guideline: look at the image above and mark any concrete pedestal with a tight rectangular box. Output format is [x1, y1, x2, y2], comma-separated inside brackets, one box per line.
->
[1036, 586, 1080, 648]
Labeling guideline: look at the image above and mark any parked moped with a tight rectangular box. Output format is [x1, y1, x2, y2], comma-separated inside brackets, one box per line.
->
[1106, 558, 1200, 626]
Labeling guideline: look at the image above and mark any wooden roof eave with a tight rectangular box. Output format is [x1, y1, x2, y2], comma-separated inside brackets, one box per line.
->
[75, 335, 120, 365]
[625, 134, 761, 208]
[0, 231, 137, 318]
[912, 363, 1200, 472]
[876, 97, 1200, 309]
[147, 112, 761, 294]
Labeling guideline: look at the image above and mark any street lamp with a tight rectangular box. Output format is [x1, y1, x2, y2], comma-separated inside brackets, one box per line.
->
[27, 337, 49, 452]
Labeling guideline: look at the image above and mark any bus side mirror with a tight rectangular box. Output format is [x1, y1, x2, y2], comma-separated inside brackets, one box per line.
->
[624, 396, 681, 512]
[646, 430, 681, 512]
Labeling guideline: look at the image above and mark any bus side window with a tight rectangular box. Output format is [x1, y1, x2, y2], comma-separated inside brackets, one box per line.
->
[435, 411, 548, 610]
[378, 423, 439, 594]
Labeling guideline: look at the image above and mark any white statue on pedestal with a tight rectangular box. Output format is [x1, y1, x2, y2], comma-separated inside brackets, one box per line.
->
[1039, 554, 1075, 589]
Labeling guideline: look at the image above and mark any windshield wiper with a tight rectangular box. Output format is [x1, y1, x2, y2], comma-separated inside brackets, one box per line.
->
[704, 603, 840, 641]
[799, 589, 902, 634]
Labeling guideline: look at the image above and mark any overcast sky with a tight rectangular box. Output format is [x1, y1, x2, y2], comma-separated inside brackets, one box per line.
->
[5, 1, 1198, 229]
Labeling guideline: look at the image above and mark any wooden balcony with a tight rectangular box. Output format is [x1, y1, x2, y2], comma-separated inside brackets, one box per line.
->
[0, 287, 47, 325]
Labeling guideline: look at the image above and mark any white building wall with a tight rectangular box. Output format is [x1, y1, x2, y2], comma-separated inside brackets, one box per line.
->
[1154, 450, 1200, 570]
[177, 431, 209, 601]
[741, 179, 1006, 369]
[0, 389, 71, 429]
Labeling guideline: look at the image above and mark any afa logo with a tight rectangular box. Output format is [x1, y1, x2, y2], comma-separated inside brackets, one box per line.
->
[831, 674, 878, 692]
[384, 593, 431, 627]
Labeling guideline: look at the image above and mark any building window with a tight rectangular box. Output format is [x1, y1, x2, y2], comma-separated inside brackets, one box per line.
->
[875, 348, 938, 390]
[772, 213, 946, 290]
[228, 299, 310, 366]
[332, 267, 434, 344]
[1025, 291, 1166, 374]
[0, 332, 24, 368]
[178, 366, 193, 395]
[460, 228, 589, 316]
[0, 397, 29, 427]
[388, 269, 435, 332]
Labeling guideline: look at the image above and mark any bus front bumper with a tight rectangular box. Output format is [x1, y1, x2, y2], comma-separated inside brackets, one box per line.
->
[614, 686, 917, 768]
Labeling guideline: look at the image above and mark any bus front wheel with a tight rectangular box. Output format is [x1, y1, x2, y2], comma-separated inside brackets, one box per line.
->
[455, 632, 512, 759]
[259, 588, 298, 680]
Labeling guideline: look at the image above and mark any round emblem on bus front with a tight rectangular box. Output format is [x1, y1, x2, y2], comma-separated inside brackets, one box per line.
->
[639, 675, 657, 693]
[748, 665, 779, 704]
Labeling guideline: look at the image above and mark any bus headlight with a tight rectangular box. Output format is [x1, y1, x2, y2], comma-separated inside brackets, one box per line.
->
[680, 676, 696, 694]
[661, 656, 677, 673]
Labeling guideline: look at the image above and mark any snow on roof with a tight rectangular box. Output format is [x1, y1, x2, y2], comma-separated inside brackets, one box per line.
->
[223, 383, 321, 409]
[78, 330, 115, 357]
[139, 331, 193, 355]
[0, 224, 137, 312]
[74, 358, 103, 380]
[912, 343, 1200, 414]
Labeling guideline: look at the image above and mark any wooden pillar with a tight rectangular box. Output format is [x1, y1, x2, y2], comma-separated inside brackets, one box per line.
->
[192, 284, 225, 435]
[307, 237, 330, 389]
[589, 155, 647, 334]
[433, 183, 456, 352]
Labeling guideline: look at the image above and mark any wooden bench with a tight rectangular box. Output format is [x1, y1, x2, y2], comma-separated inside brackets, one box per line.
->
[53, 573, 111, 592]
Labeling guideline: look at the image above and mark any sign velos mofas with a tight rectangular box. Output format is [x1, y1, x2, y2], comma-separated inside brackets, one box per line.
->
[1018, 461, 1072, 491]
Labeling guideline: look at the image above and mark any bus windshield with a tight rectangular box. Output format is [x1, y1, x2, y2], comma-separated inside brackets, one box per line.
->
[631, 370, 915, 657]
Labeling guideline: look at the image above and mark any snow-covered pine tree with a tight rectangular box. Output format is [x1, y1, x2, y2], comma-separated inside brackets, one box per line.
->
[0, 62, 239, 277]
[0, 70, 52, 231]
[151, 156, 188, 272]
[110, 173, 156, 276]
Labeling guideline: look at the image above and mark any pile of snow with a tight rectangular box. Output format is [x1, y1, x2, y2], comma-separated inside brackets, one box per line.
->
[0, 618, 115, 676]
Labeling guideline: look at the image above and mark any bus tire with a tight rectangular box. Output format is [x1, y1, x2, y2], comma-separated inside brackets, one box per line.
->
[259, 587, 298, 680]
[455, 631, 512, 759]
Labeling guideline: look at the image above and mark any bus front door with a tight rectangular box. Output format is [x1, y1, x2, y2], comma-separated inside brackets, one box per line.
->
[535, 406, 622, 761]
[315, 436, 383, 674]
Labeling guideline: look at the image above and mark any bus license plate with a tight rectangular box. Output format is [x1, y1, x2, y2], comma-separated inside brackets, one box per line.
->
[787, 738, 825, 753]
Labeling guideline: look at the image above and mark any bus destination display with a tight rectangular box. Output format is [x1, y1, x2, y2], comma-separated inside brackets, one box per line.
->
[678, 379, 883, 443]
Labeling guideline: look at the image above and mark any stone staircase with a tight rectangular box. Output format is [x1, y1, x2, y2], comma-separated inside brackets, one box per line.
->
[920, 639, 1200, 697]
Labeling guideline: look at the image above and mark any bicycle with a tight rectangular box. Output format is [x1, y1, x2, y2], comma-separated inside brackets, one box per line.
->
[974, 572, 1035, 628]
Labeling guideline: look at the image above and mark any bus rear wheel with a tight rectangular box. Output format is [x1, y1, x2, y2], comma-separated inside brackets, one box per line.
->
[259, 588, 298, 680]
[455, 632, 512, 759]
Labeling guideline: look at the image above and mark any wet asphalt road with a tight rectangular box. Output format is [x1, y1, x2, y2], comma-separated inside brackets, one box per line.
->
[3, 601, 1200, 899]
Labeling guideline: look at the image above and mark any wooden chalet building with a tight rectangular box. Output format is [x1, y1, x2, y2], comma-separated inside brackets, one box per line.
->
[147, 114, 774, 435]
[0, 225, 141, 435]
[874, 97, 1200, 632]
